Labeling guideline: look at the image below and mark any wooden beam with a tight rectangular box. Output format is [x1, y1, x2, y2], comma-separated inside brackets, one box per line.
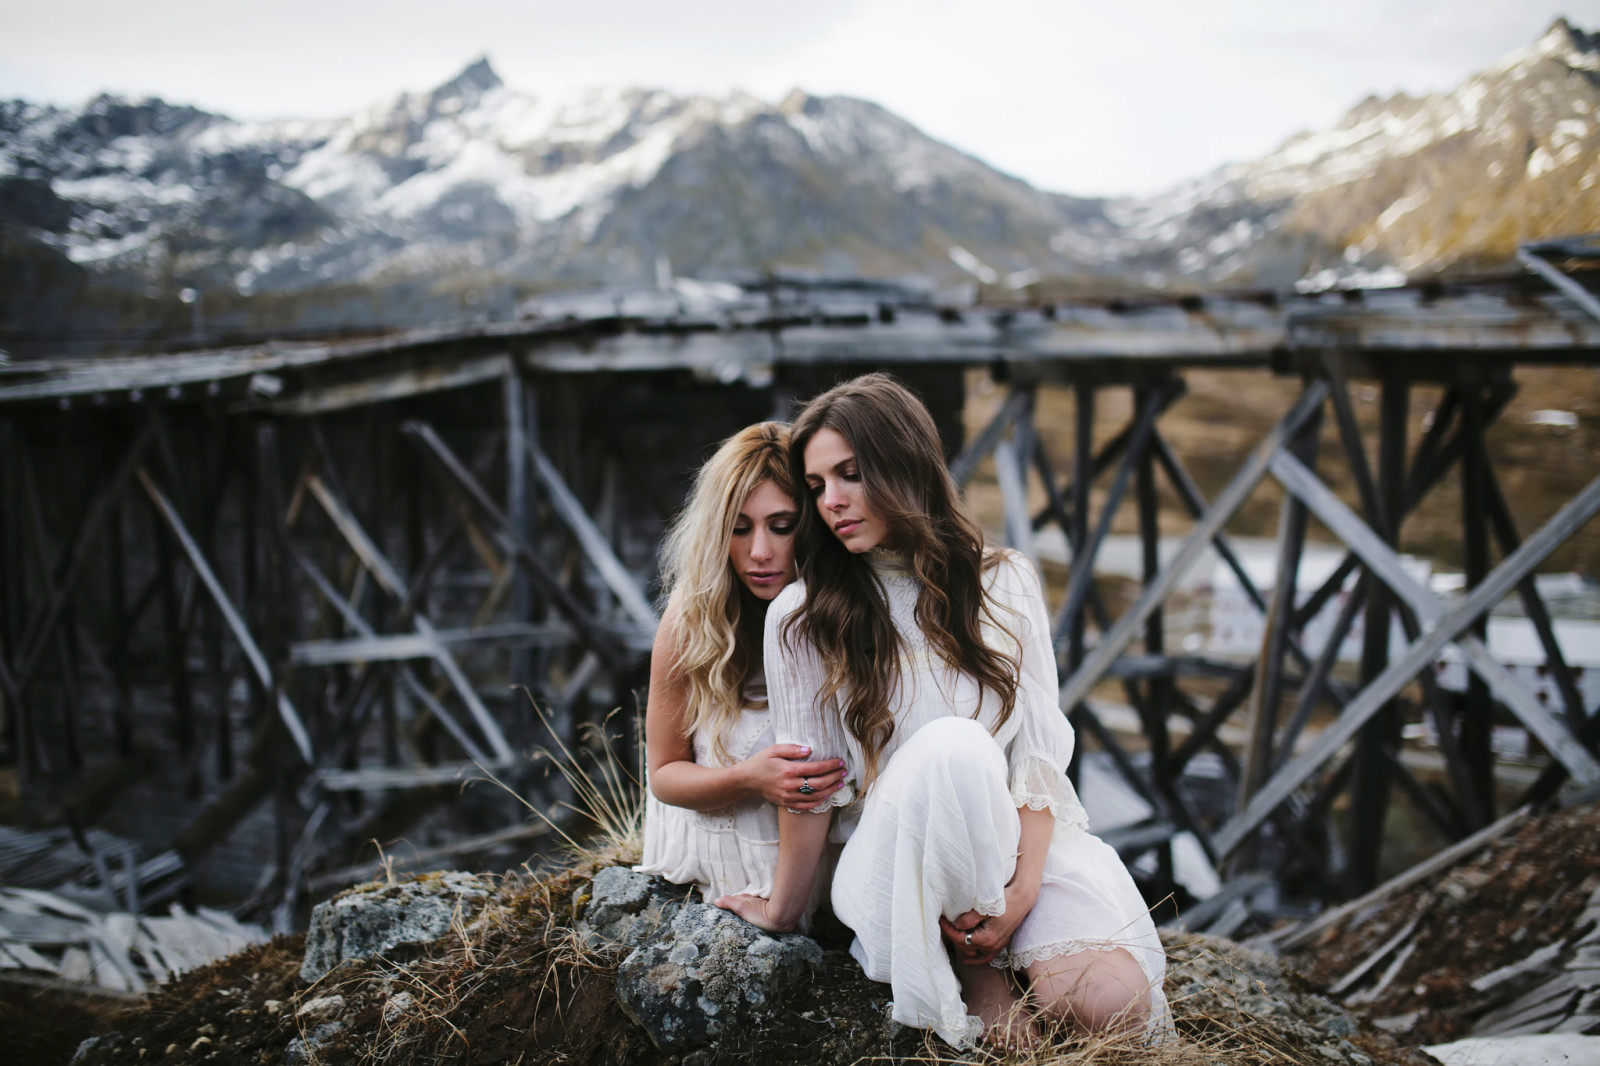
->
[290, 621, 578, 665]
[528, 439, 658, 630]
[304, 472, 515, 764]
[1269, 451, 1600, 786]
[263, 353, 512, 416]
[138, 468, 315, 763]
[1058, 381, 1330, 713]
[1214, 473, 1600, 857]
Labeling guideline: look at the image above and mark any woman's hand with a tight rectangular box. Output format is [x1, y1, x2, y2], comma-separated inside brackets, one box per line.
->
[713, 892, 797, 933]
[939, 881, 1039, 966]
[738, 745, 847, 809]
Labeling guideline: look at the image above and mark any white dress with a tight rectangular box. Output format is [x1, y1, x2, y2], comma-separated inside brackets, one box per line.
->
[765, 549, 1169, 1046]
[636, 673, 832, 921]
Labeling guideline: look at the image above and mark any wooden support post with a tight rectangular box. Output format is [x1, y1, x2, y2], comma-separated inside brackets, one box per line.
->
[1065, 379, 1095, 784]
[140, 468, 315, 764]
[1059, 382, 1330, 715]
[950, 388, 1029, 487]
[1214, 472, 1600, 858]
[1134, 381, 1175, 894]
[1351, 373, 1408, 889]
[995, 388, 1037, 566]
[504, 365, 535, 727]
[304, 472, 515, 764]
[1459, 385, 1497, 829]
[1236, 395, 1321, 873]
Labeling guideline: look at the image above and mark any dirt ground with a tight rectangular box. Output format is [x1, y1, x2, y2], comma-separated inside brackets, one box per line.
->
[1287, 798, 1600, 1044]
[39, 858, 1444, 1066]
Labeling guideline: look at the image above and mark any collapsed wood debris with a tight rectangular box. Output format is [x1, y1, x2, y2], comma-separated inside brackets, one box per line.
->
[0, 884, 267, 995]
[1282, 796, 1600, 1043]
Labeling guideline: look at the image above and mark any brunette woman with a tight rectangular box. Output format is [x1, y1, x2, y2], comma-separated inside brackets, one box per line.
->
[716, 377, 1167, 1046]
[637, 422, 847, 915]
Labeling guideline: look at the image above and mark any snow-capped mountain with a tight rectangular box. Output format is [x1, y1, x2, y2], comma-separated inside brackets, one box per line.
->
[2, 17, 1597, 335]
[1093, 17, 1600, 288]
[0, 57, 1099, 300]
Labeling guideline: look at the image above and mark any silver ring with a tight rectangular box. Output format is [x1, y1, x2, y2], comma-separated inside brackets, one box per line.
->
[964, 931, 973, 946]
[798, 779, 815, 796]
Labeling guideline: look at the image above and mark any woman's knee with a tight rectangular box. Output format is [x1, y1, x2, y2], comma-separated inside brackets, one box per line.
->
[1028, 948, 1152, 1033]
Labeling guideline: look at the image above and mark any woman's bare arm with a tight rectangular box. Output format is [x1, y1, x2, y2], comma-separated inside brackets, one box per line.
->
[646, 599, 845, 811]
[714, 805, 832, 931]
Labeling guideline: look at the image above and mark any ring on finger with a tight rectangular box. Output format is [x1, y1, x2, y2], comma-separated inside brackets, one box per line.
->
[963, 931, 973, 946]
[798, 778, 815, 796]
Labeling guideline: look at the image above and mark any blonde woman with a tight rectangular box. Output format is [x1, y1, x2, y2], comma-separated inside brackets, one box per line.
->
[637, 422, 847, 914]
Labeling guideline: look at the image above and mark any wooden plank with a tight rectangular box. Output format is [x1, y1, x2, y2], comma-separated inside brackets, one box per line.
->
[1058, 382, 1330, 713]
[1216, 474, 1600, 859]
[1273, 805, 1532, 950]
[304, 473, 514, 763]
[263, 353, 512, 416]
[949, 388, 1028, 486]
[290, 622, 577, 665]
[1270, 451, 1600, 787]
[316, 760, 514, 792]
[528, 440, 658, 630]
[138, 468, 315, 763]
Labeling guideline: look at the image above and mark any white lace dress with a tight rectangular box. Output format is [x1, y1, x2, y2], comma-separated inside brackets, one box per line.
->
[765, 549, 1168, 1046]
[637, 674, 831, 920]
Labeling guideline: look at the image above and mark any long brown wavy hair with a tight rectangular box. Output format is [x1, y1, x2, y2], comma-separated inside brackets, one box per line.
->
[784, 373, 1019, 784]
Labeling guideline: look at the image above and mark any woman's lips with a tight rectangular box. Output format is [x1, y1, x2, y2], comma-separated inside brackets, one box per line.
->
[834, 519, 861, 536]
[746, 571, 784, 584]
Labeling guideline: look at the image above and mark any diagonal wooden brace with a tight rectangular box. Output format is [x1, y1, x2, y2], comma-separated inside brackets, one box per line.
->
[1214, 471, 1600, 858]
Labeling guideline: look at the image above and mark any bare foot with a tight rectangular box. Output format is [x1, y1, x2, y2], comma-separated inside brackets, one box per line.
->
[957, 962, 1040, 1051]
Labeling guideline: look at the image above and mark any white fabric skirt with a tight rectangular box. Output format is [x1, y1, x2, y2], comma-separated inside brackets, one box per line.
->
[830, 716, 1169, 1046]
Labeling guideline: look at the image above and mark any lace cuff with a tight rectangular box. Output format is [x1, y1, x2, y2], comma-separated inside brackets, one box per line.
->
[1008, 754, 1090, 830]
[784, 780, 856, 816]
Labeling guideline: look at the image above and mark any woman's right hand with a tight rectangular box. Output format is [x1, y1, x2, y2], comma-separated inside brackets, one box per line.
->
[739, 745, 847, 809]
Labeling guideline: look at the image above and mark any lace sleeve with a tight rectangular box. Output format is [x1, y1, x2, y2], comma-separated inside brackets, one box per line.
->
[765, 582, 857, 813]
[991, 553, 1089, 829]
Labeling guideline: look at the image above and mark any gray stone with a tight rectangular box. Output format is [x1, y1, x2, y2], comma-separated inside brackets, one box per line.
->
[300, 871, 494, 983]
[616, 902, 824, 1052]
[579, 866, 693, 951]
[284, 1022, 345, 1065]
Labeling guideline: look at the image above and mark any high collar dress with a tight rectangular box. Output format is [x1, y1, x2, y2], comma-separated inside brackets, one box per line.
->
[764, 548, 1169, 1046]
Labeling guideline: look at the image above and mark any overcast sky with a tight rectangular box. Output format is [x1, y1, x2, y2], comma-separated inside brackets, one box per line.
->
[2, 1, 1595, 196]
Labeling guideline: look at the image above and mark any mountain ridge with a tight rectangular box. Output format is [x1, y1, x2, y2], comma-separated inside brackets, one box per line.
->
[2, 17, 1597, 346]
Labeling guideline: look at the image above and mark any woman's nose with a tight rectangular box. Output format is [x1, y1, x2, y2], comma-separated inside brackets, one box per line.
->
[750, 528, 774, 560]
[822, 482, 845, 509]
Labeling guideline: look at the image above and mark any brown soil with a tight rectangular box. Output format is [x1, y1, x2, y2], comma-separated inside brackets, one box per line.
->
[52, 860, 1444, 1066]
[1287, 799, 1600, 1043]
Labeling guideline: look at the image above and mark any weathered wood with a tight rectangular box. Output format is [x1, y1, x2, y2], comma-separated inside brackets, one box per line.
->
[290, 622, 579, 666]
[304, 473, 514, 763]
[948, 387, 1028, 486]
[1216, 474, 1600, 857]
[1269, 451, 1600, 786]
[528, 439, 658, 630]
[1058, 382, 1330, 713]
[402, 420, 629, 666]
[138, 468, 315, 763]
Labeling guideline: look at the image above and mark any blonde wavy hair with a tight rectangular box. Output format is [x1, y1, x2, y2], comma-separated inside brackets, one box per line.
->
[659, 422, 795, 763]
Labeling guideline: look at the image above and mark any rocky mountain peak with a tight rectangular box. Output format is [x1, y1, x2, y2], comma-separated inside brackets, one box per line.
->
[430, 56, 504, 106]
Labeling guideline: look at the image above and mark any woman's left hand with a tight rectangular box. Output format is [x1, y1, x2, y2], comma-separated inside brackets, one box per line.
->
[713, 892, 796, 933]
[939, 882, 1036, 966]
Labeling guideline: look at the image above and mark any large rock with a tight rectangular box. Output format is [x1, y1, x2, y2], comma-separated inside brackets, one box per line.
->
[616, 901, 825, 1053]
[579, 866, 693, 951]
[300, 871, 494, 983]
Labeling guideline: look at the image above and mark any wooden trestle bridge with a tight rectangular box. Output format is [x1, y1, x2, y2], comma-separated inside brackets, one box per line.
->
[3, 239, 1599, 932]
